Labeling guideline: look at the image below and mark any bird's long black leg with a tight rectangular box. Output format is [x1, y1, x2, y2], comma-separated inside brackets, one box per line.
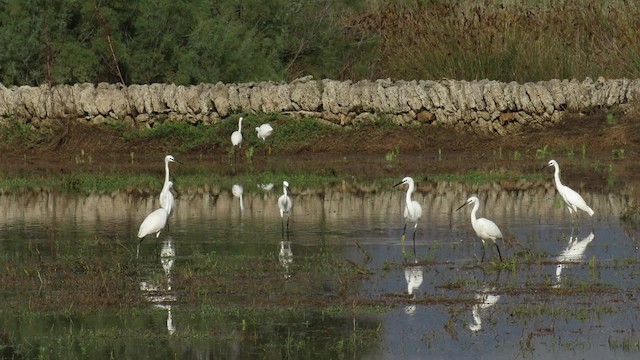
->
[412, 224, 417, 258]
[137, 238, 144, 259]
[481, 242, 486, 263]
[286, 215, 290, 234]
[495, 242, 503, 262]
[400, 223, 408, 258]
[281, 218, 285, 237]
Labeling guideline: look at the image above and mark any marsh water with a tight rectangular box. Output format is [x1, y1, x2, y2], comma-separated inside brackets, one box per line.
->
[1, 177, 640, 359]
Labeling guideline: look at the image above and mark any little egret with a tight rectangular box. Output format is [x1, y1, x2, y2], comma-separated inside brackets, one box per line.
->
[456, 196, 503, 262]
[159, 155, 180, 216]
[256, 123, 273, 141]
[278, 181, 292, 234]
[256, 123, 274, 155]
[393, 177, 423, 257]
[231, 117, 243, 148]
[137, 206, 169, 258]
[545, 159, 594, 219]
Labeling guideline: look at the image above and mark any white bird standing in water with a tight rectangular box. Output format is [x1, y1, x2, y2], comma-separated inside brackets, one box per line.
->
[393, 177, 423, 256]
[159, 155, 179, 216]
[278, 181, 292, 234]
[457, 196, 503, 262]
[137, 181, 173, 258]
[545, 159, 594, 219]
[231, 117, 244, 148]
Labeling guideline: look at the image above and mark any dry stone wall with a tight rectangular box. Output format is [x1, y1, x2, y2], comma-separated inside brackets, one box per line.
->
[0, 76, 638, 134]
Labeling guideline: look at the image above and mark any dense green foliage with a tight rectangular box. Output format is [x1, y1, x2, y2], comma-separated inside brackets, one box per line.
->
[1, 0, 640, 85]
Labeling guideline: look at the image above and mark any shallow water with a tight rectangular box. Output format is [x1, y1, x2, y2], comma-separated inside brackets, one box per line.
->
[0, 181, 640, 359]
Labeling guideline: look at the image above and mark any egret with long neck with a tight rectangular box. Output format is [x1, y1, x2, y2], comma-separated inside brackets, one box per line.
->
[545, 159, 594, 221]
[393, 176, 423, 257]
[457, 196, 503, 262]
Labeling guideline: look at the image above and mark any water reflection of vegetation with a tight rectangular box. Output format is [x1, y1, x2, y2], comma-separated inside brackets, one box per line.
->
[0, 168, 552, 194]
[0, 235, 382, 359]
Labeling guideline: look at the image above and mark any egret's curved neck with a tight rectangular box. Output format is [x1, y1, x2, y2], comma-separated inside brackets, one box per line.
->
[405, 181, 414, 206]
[164, 158, 170, 184]
[552, 164, 562, 188]
[238, 118, 243, 131]
[404, 181, 415, 218]
[470, 201, 479, 222]
[283, 185, 288, 197]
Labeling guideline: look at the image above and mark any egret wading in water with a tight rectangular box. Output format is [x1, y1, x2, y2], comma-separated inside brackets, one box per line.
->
[278, 181, 292, 234]
[137, 181, 173, 258]
[230, 117, 243, 161]
[256, 123, 274, 155]
[393, 177, 423, 257]
[456, 196, 503, 262]
[545, 159, 594, 221]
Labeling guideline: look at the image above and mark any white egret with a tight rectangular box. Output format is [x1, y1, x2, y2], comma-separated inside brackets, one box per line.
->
[456, 196, 503, 262]
[137, 209, 168, 258]
[278, 181, 292, 234]
[545, 159, 594, 219]
[159, 155, 180, 216]
[137, 182, 173, 258]
[256, 123, 273, 141]
[231, 117, 243, 148]
[393, 177, 423, 256]
[256, 123, 274, 155]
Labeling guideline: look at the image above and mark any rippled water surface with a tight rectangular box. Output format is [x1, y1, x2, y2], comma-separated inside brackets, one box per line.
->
[1, 179, 640, 359]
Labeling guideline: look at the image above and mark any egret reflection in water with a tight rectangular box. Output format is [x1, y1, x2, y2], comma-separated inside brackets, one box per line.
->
[469, 286, 501, 332]
[232, 184, 244, 212]
[279, 233, 293, 279]
[139, 236, 177, 335]
[403, 261, 424, 315]
[554, 232, 595, 287]
[404, 261, 424, 297]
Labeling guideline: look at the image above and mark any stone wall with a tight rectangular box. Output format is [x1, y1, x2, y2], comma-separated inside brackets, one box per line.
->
[0, 76, 638, 134]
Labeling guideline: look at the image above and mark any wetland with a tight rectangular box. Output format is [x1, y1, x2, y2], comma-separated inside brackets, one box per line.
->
[1, 111, 640, 359]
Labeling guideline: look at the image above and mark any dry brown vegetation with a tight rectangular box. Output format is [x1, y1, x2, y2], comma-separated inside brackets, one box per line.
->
[347, 1, 640, 81]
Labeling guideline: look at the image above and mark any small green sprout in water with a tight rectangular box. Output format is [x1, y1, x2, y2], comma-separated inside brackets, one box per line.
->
[385, 146, 400, 162]
[513, 150, 521, 160]
[535, 145, 549, 159]
[582, 144, 587, 160]
[612, 148, 625, 159]
[245, 146, 254, 162]
[605, 112, 617, 125]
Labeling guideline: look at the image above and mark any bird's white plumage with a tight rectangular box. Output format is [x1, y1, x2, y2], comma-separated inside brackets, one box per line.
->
[278, 180, 292, 218]
[256, 123, 273, 141]
[546, 159, 594, 216]
[396, 176, 422, 224]
[137, 207, 168, 239]
[159, 181, 175, 216]
[231, 117, 243, 147]
[159, 155, 178, 215]
[461, 196, 503, 243]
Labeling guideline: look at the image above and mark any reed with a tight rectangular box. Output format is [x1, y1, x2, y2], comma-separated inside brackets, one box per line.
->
[349, 0, 640, 81]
